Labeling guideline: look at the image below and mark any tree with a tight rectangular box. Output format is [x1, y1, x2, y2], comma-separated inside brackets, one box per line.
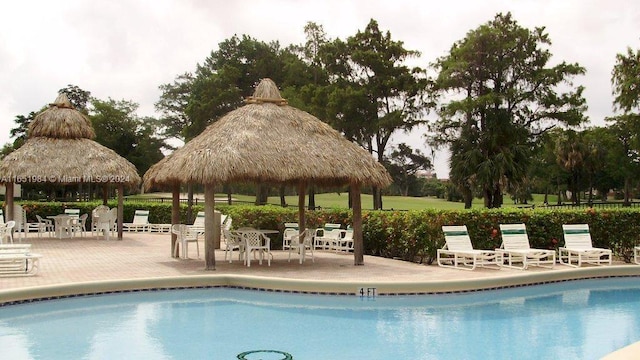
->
[320, 19, 430, 209]
[608, 46, 640, 205]
[285, 22, 332, 209]
[155, 72, 194, 141]
[431, 12, 587, 208]
[89, 98, 166, 176]
[157, 34, 317, 206]
[555, 130, 586, 205]
[611, 47, 640, 113]
[386, 143, 432, 196]
[9, 111, 37, 150]
[59, 84, 91, 113]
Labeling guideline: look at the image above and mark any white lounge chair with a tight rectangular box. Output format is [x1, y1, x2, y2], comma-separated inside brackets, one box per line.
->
[335, 228, 354, 253]
[123, 210, 150, 232]
[437, 225, 501, 271]
[314, 223, 342, 250]
[560, 224, 612, 267]
[0, 243, 42, 276]
[64, 208, 80, 218]
[282, 222, 298, 250]
[498, 224, 556, 269]
[634, 246, 640, 265]
[288, 228, 314, 264]
[171, 224, 199, 259]
[191, 211, 205, 236]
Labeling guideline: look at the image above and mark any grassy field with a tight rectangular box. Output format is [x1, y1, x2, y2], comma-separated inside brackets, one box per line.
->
[132, 192, 556, 211]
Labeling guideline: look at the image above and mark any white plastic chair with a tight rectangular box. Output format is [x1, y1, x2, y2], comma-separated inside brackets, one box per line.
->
[242, 230, 271, 267]
[171, 224, 199, 259]
[91, 205, 109, 236]
[35, 215, 54, 237]
[12, 204, 27, 241]
[94, 210, 114, 240]
[282, 228, 298, 250]
[223, 229, 244, 263]
[0, 221, 15, 244]
[288, 229, 314, 264]
[72, 213, 89, 238]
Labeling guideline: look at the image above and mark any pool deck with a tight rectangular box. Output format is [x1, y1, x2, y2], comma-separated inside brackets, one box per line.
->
[1, 232, 640, 359]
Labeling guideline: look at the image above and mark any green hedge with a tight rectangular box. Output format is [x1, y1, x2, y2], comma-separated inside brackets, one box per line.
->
[13, 201, 640, 263]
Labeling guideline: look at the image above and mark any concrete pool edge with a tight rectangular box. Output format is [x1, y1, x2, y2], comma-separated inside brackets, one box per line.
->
[2, 264, 640, 305]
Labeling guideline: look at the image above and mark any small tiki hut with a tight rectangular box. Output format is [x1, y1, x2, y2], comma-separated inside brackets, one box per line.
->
[143, 78, 391, 269]
[0, 93, 141, 239]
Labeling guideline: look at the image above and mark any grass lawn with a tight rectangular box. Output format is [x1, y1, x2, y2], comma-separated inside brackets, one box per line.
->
[131, 192, 556, 211]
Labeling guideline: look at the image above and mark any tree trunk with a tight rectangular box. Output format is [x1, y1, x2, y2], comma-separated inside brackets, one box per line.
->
[255, 184, 268, 205]
[171, 184, 180, 258]
[308, 186, 316, 210]
[543, 186, 549, 205]
[279, 185, 287, 207]
[624, 177, 631, 206]
[225, 184, 232, 205]
[187, 183, 194, 224]
[483, 187, 492, 208]
[372, 187, 382, 210]
[462, 186, 473, 209]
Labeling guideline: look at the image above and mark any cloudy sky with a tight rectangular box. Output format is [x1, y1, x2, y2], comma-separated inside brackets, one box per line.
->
[1, 0, 638, 178]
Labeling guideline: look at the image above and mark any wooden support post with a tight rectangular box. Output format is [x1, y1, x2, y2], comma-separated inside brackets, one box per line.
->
[5, 182, 14, 222]
[171, 183, 180, 258]
[298, 183, 306, 233]
[351, 184, 364, 265]
[117, 184, 124, 240]
[204, 184, 217, 270]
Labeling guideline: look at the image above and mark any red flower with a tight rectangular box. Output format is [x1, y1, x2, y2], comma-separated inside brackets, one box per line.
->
[491, 229, 498, 238]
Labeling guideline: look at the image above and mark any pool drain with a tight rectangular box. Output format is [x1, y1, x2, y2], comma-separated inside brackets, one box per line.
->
[236, 350, 293, 359]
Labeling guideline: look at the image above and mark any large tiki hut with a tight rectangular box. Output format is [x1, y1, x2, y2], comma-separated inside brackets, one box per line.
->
[0, 93, 141, 239]
[143, 78, 391, 269]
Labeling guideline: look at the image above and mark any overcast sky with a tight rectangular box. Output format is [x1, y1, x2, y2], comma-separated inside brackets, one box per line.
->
[1, 0, 638, 178]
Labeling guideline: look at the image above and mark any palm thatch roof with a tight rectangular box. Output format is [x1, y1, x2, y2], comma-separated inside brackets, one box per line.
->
[143, 78, 391, 189]
[0, 93, 140, 186]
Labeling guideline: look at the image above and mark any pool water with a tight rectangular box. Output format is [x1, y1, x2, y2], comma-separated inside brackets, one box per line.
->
[1, 278, 639, 360]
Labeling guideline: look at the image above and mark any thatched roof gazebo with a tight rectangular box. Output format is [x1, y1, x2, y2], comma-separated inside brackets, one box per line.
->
[0, 93, 141, 239]
[143, 78, 391, 269]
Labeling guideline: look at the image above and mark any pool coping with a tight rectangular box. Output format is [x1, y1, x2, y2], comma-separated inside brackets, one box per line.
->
[2, 264, 639, 305]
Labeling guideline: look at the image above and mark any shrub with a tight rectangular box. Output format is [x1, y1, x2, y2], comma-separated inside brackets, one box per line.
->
[13, 201, 640, 263]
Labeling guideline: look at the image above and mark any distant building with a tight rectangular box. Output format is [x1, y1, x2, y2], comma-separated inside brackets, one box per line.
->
[416, 169, 436, 179]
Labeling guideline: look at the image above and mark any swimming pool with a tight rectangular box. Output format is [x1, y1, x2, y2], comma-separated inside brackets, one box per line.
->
[1, 277, 639, 359]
